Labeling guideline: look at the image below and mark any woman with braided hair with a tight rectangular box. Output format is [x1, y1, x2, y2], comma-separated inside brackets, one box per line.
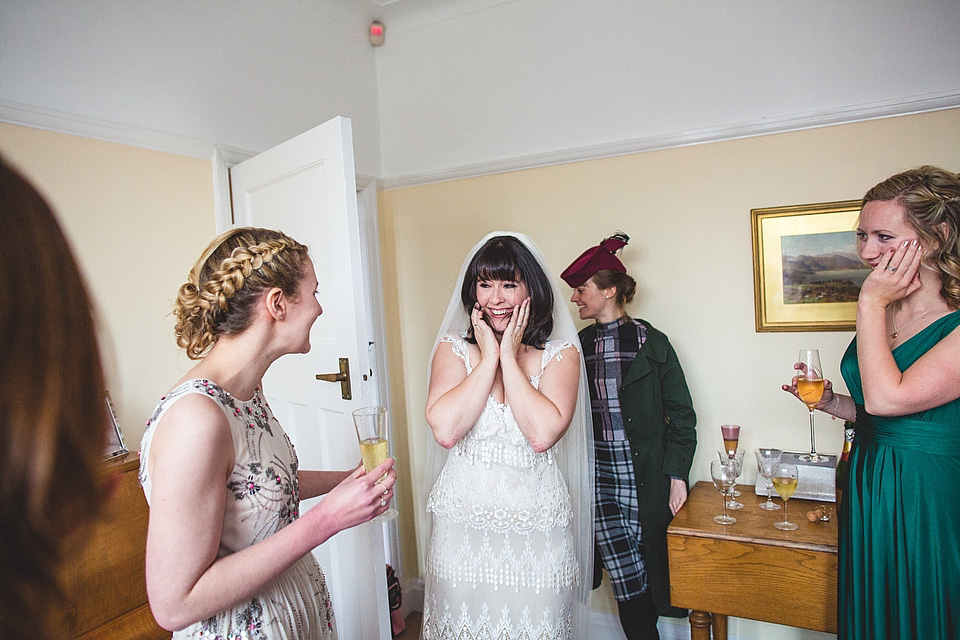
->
[782, 166, 960, 639]
[139, 227, 396, 639]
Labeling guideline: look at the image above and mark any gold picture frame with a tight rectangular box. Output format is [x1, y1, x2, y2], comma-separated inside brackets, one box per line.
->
[751, 200, 870, 332]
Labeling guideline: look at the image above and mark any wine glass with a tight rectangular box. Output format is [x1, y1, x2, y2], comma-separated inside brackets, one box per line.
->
[717, 449, 745, 508]
[754, 448, 782, 511]
[721, 424, 740, 459]
[771, 462, 799, 530]
[710, 459, 737, 525]
[352, 406, 398, 522]
[796, 349, 825, 462]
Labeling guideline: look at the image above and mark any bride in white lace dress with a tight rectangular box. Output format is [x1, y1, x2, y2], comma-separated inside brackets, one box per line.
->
[422, 233, 594, 640]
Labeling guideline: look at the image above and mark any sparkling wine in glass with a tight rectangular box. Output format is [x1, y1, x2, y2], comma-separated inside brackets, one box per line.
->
[771, 462, 799, 530]
[755, 448, 782, 511]
[717, 449, 745, 508]
[710, 459, 737, 525]
[796, 349, 825, 463]
[721, 424, 740, 459]
[352, 406, 398, 522]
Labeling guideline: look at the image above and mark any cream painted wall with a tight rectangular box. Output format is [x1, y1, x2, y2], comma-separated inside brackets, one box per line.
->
[380, 108, 960, 637]
[0, 124, 216, 448]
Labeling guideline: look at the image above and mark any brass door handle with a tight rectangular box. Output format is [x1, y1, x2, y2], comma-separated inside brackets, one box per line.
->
[316, 357, 352, 400]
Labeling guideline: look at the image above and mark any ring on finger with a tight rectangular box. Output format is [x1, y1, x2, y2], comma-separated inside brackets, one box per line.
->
[380, 499, 387, 507]
[886, 266, 898, 272]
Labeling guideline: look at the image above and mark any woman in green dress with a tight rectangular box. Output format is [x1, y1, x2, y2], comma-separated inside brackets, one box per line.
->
[782, 166, 960, 639]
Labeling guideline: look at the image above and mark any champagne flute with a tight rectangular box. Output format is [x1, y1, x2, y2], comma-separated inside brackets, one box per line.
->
[754, 448, 782, 511]
[796, 349, 825, 463]
[352, 405, 398, 522]
[717, 449, 745, 508]
[771, 462, 799, 530]
[721, 424, 740, 459]
[720, 424, 742, 496]
[710, 459, 737, 525]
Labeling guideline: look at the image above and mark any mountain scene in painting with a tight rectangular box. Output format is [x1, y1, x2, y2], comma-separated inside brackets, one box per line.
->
[781, 230, 870, 304]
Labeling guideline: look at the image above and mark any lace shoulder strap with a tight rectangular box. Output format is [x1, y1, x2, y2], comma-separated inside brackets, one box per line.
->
[539, 339, 575, 374]
[528, 340, 576, 389]
[439, 332, 473, 374]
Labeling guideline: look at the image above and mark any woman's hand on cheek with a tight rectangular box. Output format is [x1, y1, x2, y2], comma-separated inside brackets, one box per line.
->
[472, 304, 499, 360]
[860, 240, 922, 308]
[500, 298, 529, 362]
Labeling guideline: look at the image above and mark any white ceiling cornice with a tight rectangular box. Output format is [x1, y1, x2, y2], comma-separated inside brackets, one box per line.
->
[4, 91, 958, 190]
[381, 90, 960, 189]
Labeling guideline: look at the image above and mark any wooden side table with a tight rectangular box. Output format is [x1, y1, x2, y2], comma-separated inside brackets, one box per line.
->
[667, 481, 838, 640]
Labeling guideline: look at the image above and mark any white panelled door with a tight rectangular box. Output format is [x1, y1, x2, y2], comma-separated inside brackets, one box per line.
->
[230, 116, 390, 640]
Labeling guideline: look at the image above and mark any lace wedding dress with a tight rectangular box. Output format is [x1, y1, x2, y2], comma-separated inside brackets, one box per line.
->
[421, 333, 579, 640]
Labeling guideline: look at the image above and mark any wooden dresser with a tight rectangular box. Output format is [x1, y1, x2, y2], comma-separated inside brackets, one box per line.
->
[61, 453, 171, 640]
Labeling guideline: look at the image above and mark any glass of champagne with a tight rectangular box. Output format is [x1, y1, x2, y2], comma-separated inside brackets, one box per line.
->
[754, 448, 782, 511]
[771, 462, 799, 530]
[352, 405, 397, 522]
[717, 449, 745, 508]
[710, 459, 737, 525]
[796, 349, 825, 462]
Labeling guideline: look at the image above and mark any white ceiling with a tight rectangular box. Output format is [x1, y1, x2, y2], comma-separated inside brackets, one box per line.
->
[327, 0, 518, 31]
[2, 0, 958, 184]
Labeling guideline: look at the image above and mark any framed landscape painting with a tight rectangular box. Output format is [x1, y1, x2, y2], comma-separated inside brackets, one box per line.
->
[751, 200, 870, 332]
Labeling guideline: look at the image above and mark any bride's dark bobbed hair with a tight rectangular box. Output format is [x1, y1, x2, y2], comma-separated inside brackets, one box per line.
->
[460, 235, 554, 348]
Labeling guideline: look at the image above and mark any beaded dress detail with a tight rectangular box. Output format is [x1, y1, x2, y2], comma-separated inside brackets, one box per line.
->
[421, 334, 579, 640]
[139, 379, 335, 640]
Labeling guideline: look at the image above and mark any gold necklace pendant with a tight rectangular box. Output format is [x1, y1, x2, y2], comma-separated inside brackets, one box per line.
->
[891, 302, 942, 340]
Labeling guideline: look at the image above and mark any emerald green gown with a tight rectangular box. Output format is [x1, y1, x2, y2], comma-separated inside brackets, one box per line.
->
[839, 309, 960, 640]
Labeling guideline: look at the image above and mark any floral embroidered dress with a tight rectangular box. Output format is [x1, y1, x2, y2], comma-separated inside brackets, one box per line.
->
[139, 379, 335, 640]
[421, 334, 579, 640]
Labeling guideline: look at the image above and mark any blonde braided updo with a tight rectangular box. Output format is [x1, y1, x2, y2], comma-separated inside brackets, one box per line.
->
[175, 227, 309, 359]
[862, 165, 960, 310]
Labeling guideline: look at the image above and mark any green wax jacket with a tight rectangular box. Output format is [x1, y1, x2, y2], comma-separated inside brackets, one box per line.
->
[581, 318, 698, 618]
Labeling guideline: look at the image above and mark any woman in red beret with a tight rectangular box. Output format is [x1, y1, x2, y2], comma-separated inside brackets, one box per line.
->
[562, 234, 698, 640]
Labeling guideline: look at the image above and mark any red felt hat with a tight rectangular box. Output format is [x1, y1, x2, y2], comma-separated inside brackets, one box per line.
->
[560, 233, 629, 288]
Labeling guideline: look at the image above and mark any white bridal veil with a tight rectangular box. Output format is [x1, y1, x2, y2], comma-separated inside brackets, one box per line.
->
[422, 231, 595, 634]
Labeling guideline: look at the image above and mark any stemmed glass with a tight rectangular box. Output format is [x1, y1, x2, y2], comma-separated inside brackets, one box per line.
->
[754, 448, 782, 511]
[796, 349, 825, 462]
[717, 450, 745, 509]
[710, 459, 738, 525]
[771, 462, 799, 530]
[352, 406, 398, 522]
[721, 424, 740, 459]
[720, 424, 742, 497]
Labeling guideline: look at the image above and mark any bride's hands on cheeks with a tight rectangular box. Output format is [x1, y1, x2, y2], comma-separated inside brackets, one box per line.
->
[860, 240, 923, 309]
[472, 304, 500, 361]
[500, 298, 530, 362]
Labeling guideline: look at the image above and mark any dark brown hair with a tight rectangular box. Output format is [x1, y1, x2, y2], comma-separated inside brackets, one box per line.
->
[0, 158, 108, 638]
[460, 235, 554, 348]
